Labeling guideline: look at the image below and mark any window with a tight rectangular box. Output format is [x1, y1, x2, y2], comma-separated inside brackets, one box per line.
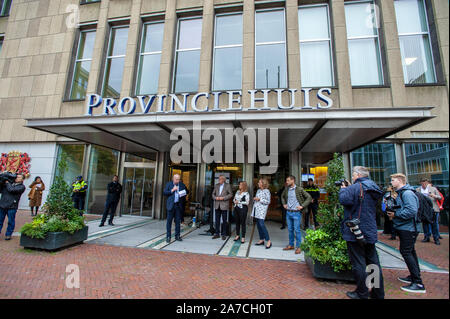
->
[68, 29, 96, 100]
[173, 17, 202, 93]
[345, 1, 384, 86]
[255, 9, 287, 89]
[298, 4, 334, 87]
[55, 144, 86, 186]
[0, 0, 12, 16]
[102, 26, 129, 97]
[213, 13, 243, 91]
[136, 22, 164, 95]
[394, 0, 436, 84]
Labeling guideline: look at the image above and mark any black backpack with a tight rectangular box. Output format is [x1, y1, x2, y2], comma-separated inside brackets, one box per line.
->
[399, 189, 434, 224]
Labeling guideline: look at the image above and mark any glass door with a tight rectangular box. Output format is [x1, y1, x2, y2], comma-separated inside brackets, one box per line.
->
[121, 167, 155, 217]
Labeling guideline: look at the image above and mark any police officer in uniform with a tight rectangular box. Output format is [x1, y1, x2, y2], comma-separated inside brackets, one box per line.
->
[72, 176, 88, 214]
[304, 178, 320, 229]
[99, 175, 122, 227]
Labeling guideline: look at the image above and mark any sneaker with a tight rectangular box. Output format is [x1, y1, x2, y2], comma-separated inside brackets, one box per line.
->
[175, 237, 183, 242]
[99, 223, 105, 227]
[398, 276, 412, 284]
[421, 237, 430, 243]
[434, 240, 440, 245]
[166, 237, 170, 243]
[212, 235, 220, 239]
[346, 291, 362, 299]
[5, 236, 11, 241]
[401, 283, 426, 294]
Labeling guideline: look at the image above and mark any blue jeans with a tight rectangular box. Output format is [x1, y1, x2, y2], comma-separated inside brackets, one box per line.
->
[256, 218, 270, 241]
[286, 210, 302, 248]
[0, 208, 18, 237]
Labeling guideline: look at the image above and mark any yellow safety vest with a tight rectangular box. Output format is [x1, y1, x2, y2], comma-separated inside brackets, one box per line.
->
[72, 180, 87, 193]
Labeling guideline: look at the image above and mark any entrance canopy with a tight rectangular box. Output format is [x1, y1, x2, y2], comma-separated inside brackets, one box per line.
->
[26, 106, 433, 163]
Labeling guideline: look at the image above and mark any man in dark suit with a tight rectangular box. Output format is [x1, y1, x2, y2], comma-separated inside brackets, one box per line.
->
[163, 174, 189, 243]
[99, 175, 122, 227]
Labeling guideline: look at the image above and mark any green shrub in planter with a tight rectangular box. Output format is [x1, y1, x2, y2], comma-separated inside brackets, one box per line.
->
[20, 155, 86, 239]
[300, 153, 352, 273]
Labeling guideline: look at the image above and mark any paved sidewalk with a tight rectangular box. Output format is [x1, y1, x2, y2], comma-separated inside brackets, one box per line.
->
[0, 237, 448, 299]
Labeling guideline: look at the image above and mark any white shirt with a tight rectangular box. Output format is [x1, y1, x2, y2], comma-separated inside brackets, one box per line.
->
[420, 186, 429, 196]
[219, 183, 224, 195]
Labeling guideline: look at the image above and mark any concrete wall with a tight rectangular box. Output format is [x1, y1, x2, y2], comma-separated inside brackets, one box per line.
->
[0, 142, 57, 210]
[0, 0, 448, 143]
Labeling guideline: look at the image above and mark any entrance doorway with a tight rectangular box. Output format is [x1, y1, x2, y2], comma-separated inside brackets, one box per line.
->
[121, 167, 155, 217]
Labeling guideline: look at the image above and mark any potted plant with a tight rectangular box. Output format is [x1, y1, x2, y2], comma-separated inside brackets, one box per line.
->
[301, 153, 354, 281]
[20, 155, 88, 250]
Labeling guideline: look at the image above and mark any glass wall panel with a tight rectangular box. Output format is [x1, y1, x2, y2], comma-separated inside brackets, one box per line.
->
[102, 26, 129, 97]
[213, 13, 243, 91]
[136, 22, 164, 95]
[173, 18, 202, 93]
[298, 4, 333, 87]
[0, 0, 12, 16]
[69, 29, 96, 99]
[86, 145, 120, 214]
[345, 1, 383, 86]
[394, 0, 436, 84]
[255, 9, 287, 89]
[55, 144, 86, 186]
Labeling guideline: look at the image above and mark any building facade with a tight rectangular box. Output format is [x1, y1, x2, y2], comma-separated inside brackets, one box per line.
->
[0, 0, 448, 227]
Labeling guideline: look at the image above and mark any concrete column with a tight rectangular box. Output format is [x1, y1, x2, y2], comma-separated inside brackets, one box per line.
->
[244, 163, 254, 225]
[289, 151, 301, 179]
[153, 151, 168, 219]
[158, 0, 177, 96]
[286, 0, 301, 91]
[85, 0, 110, 97]
[330, 0, 353, 108]
[395, 142, 407, 175]
[242, 0, 255, 109]
[379, 0, 408, 106]
[198, 0, 214, 92]
[120, 0, 142, 97]
[342, 152, 351, 181]
[431, 0, 449, 92]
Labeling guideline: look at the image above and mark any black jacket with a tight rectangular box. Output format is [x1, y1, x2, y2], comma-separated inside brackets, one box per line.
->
[106, 182, 122, 202]
[0, 182, 26, 210]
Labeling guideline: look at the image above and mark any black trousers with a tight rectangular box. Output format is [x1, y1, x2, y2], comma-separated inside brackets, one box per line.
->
[234, 206, 248, 237]
[346, 241, 385, 299]
[215, 208, 228, 236]
[396, 229, 423, 284]
[305, 202, 318, 227]
[73, 195, 85, 213]
[101, 200, 119, 224]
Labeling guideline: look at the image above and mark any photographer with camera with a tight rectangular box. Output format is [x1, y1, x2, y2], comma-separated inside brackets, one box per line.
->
[0, 172, 26, 240]
[338, 166, 384, 299]
[387, 173, 426, 293]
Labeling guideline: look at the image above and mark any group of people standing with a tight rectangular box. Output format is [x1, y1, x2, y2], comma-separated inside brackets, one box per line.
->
[163, 173, 314, 252]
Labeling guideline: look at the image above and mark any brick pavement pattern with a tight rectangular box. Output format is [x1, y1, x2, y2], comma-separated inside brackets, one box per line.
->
[0, 236, 448, 299]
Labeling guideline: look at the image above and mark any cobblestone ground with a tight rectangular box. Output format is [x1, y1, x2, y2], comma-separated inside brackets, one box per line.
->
[0, 236, 448, 299]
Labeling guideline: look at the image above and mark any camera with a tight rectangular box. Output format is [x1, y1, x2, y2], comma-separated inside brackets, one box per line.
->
[335, 179, 349, 187]
[345, 218, 366, 245]
[383, 192, 400, 212]
[0, 171, 17, 185]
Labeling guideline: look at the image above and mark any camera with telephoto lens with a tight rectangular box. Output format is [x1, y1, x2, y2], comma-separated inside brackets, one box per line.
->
[346, 218, 366, 245]
[0, 171, 17, 186]
[335, 179, 349, 187]
[383, 192, 400, 212]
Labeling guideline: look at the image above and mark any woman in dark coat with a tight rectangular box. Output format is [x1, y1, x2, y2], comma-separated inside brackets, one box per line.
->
[28, 176, 45, 216]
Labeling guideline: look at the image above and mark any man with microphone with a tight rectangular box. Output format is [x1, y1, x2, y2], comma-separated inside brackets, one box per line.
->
[163, 174, 188, 243]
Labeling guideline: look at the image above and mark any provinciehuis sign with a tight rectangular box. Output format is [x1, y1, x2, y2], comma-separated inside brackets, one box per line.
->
[85, 88, 333, 116]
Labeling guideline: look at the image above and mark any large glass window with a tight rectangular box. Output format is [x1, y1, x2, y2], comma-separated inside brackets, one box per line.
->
[86, 145, 120, 214]
[55, 144, 86, 186]
[136, 22, 164, 95]
[255, 9, 287, 89]
[345, 1, 383, 86]
[173, 17, 202, 93]
[69, 29, 96, 99]
[0, 37, 3, 55]
[213, 13, 243, 91]
[351, 143, 397, 188]
[394, 0, 436, 84]
[0, 0, 12, 16]
[298, 4, 334, 87]
[102, 26, 129, 97]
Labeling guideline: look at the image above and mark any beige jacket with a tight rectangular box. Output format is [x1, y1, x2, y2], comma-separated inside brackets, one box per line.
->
[212, 182, 233, 210]
[416, 185, 442, 212]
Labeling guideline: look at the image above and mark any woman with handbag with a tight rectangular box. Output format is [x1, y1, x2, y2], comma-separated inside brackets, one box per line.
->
[233, 181, 250, 243]
[28, 176, 45, 216]
[252, 178, 272, 249]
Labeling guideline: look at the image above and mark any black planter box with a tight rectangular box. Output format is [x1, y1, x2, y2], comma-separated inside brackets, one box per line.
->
[305, 255, 355, 282]
[20, 226, 89, 251]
